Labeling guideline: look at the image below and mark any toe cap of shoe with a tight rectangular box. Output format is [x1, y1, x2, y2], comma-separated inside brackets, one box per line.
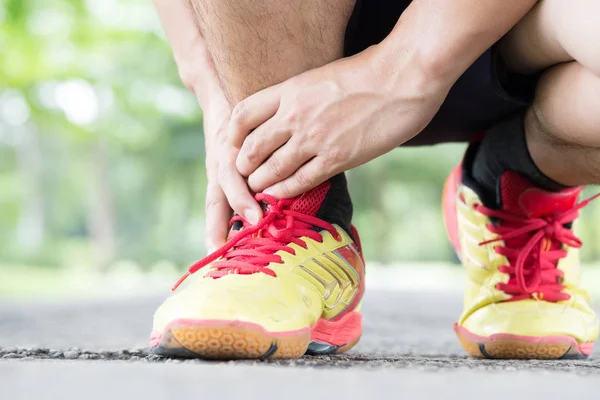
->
[152, 273, 323, 334]
[460, 299, 599, 343]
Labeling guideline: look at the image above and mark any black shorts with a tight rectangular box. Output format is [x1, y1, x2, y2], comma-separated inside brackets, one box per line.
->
[344, 0, 536, 145]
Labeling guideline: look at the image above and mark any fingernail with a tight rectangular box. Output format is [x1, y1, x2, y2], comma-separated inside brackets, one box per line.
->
[244, 208, 260, 225]
[263, 187, 275, 196]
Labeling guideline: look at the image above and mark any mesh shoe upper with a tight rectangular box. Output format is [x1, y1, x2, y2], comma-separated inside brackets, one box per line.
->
[444, 148, 598, 342]
[153, 181, 364, 335]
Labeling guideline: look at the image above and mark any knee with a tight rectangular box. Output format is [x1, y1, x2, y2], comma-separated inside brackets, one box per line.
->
[552, 0, 600, 75]
[527, 104, 564, 146]
[527, 73, 574, 148]
[530, 62, 600, 148]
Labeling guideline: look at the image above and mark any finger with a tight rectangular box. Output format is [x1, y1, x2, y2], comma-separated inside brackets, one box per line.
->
[263, 157, 330, 199]
[228, 84, 283, 149]
[204, 183, 231, 252]
[236, 116, 292, 177]
[218, 154, 263, 225]
[247, 136, 314, 193]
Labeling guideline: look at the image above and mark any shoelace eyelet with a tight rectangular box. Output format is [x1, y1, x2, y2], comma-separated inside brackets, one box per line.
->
[472, 192, 600, 302]
[171, 194, 341, 290]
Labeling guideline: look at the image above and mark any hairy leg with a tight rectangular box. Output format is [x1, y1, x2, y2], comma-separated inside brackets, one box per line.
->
[500, 0, 600, 186]
[189, 0, 355, 104]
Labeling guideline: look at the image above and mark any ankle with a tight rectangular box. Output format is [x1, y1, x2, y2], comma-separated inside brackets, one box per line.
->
[470, 112, 569, 202]
[314, 174, 354, 236]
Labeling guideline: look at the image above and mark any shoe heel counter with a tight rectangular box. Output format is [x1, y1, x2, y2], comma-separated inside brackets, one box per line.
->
[350, 224, 365, 265]
[443, 163, 463, 258]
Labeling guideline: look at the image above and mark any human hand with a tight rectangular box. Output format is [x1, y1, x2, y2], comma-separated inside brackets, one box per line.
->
[202, 96, 263, 252]
[228, 46, 451, 199]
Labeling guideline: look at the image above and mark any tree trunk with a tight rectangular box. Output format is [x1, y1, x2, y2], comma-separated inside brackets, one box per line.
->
[86, 138, 116, 271]
[15, 126, 45, 252]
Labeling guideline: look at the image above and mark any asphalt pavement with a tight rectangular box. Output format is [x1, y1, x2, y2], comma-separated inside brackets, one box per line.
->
[2, 289, 600, 399]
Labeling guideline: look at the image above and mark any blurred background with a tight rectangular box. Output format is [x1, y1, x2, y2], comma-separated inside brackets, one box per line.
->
[2, 0, 600, 298]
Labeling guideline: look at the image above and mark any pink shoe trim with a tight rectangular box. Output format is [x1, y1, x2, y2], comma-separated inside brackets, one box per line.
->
[150, 319, 312, 349]
[442, 164, 462, 259]
[311, 311, 362, 346]
[168, 318, 311, 336]
[579, 342, 595, 355]
[454, 323, 594, 355]
[150, 311, 362, 349]
[149, 330, 163, 348]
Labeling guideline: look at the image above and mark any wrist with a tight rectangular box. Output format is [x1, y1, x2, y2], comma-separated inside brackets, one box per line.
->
[371, 12, 466, 93]
[203, 93, 231, 118]
[368, 40, 454, 100]
[202, 95, 231, 146]
[190, 80, 218, 110]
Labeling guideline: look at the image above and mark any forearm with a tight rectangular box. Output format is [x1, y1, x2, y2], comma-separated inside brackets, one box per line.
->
[377, 0, 538, 86]
[152, 0, 224, 111]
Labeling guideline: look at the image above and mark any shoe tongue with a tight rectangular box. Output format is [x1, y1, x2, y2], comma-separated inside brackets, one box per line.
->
[287, 181, 331, 216]
[231, 182, 332, 235]
[499, 171, 582, 217]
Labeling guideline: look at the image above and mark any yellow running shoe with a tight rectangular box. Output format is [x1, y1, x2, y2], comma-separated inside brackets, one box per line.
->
[443, 145, 599, 359]
[150, 180, 365, 359]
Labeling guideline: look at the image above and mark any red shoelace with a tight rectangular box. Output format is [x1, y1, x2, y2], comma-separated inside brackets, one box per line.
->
[476, 194, 600, 302]
[172, 193, 341, 291]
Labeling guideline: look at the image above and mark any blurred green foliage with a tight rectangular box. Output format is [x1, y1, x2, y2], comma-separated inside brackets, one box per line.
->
[1, 0, 600, 271]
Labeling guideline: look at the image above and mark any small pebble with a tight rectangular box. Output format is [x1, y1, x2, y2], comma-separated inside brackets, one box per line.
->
[63, 350, 80, 360]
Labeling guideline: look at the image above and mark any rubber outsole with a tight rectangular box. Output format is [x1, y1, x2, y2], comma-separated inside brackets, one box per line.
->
[455, 324, 593, 360]
[151, 312, 362, 360]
